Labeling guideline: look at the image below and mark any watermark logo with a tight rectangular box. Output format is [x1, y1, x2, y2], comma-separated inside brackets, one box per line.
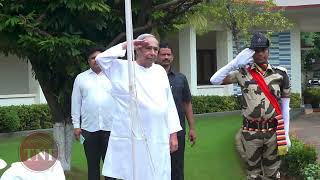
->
[19, 132, 58, 172]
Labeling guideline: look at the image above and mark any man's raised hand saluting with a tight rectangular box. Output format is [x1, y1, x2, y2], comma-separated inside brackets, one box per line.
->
[121, 40, 149, 50]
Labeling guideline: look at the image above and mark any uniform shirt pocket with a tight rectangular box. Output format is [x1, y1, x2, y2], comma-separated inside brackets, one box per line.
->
[244, 81, 258, 100]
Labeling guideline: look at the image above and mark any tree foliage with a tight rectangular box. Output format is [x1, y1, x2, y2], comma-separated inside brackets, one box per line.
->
[0, 0, 202, 123]
[301, 32, 316, 47]
[303, 32, 320, 71]
[200, 0, 292, 52]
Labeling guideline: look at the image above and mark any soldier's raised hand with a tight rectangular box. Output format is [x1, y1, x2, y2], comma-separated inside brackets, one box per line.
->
[232, 48, 255, 69]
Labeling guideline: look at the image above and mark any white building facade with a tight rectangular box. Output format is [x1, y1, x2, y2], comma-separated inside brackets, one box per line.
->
[0, 54, 46, 106]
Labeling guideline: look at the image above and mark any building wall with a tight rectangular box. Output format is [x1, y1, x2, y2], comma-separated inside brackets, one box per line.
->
[0, 54, 47, 106]
[196, 32, 217, 49]
[270, 32, 291, 73]
[0, 94, 37, 106]
[0, 54, 29, 95]
[275, 0, 320, 6]
[196, 30, 234, 96]
[162, 33, 180, 71]
[267, 31, 302, 94]
[165, 30, 232, 96]
[165, 28, 302, 96]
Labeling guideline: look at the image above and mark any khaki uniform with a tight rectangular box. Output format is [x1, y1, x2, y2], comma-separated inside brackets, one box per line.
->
[229, 63, 290, 180]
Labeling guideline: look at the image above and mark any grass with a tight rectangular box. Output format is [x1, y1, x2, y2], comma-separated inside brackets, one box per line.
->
[184, 115, 246, 180]
[0, 115, 246, 180]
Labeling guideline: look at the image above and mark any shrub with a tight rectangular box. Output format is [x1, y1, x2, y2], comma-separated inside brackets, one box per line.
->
[192, 93, 301, 114]
[40, 105, 53, 129]
[303, 87, 320, 107]
[192, 95, 240, 114]
[0, 104, 52, 133]
[290, 93, 302, 108]
[301, 163, 320, 180]
[16, 105, 41, 130]
[281, 136, 318, 177]
[0, 108, 20, 132]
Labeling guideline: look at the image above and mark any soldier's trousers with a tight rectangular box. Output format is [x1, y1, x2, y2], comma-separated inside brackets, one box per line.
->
[240, 130, 281, 180]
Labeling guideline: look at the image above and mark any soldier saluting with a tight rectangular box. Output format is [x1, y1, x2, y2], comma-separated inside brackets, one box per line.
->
[210, 32, 291, 180]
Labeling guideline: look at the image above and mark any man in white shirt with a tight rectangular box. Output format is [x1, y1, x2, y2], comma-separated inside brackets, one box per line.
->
[71, 47, 115, 180]
[95, 34, 182, 180]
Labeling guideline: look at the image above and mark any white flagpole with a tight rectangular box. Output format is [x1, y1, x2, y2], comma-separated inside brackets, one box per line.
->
[124, 1, 156, 179]
[124, 2, 134, 87]
[124, 1, 137, 179]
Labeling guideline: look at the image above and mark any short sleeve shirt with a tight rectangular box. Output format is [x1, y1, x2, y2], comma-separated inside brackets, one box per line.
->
[168, 69, 192, 135]
[228, 64, 290, 121]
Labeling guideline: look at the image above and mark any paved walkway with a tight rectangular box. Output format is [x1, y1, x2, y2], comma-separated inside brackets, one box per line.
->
[291, 112, 320, 160]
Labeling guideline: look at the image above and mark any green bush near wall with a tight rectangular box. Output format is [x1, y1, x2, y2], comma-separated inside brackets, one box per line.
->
[303, 87, 320, 107]
[0, 109, 20, 132]
[192, 95, 241, 114]
[1, 97, 240, 132]
[192, 93, 301, 114]
[0, 93, 302, 133]
[290, 93, 302, 108]
[0, 104, 52, 133]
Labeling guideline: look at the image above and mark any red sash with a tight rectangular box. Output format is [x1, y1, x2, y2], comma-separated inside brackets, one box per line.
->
[247, 68, 281, 114]
[247, 67, 288, 155]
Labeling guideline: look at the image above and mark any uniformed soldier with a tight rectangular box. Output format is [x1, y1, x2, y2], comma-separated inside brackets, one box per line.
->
[210, 32, 291, 180]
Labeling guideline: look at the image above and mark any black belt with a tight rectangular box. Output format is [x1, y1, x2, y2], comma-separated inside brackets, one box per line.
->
[242, 119, 277, 132]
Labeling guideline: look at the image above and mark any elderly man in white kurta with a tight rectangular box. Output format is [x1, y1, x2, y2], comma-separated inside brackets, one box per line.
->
[96, 34, 182, 180]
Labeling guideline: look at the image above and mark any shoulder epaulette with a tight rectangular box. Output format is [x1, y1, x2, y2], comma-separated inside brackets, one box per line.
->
[274, 66, 288, 73]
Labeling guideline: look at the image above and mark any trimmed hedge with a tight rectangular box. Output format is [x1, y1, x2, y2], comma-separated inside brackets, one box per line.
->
[0, 109, 20, 132]
[290, 93, 302, 108]
[0, 93, 303, 132]
[192, 93, 301, 114]
[0, 104, 52, 133]
[303, 87, 320, 107]
[192, 95, 240, 114]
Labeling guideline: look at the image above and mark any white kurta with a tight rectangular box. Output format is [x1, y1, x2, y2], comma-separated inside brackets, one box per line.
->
[96, 43, 182, 180]
[0, 153, 65, 180]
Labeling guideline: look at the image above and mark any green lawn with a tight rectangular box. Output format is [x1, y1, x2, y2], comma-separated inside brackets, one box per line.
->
[0, 115, 246, 180]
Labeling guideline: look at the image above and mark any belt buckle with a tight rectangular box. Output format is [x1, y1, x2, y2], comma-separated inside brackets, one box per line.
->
[261, 121, 266, 132]
[246, 120, 249, 129]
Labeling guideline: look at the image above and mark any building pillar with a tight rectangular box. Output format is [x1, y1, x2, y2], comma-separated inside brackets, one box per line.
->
[216, 30, 234, 95]
[179, 27, 197, 94]
[290, 27, 302, 94]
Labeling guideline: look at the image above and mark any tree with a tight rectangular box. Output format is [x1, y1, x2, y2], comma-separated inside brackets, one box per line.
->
[0, 0, 202, 170]
[202, 0, 292, 53]
[303, 32, 320, 85]
[301, 32, 316, 84]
